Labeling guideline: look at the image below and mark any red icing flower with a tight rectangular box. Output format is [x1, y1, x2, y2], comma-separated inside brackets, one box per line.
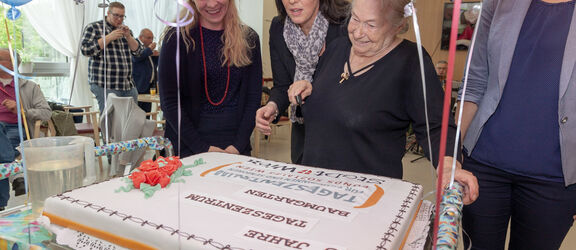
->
[159, 176, 171, 188]
[158, 164, 179, 176]
[138, 159, 158, 172]
[145, 170, 165, 186]
[167, 157, 182, 167]
[129, 171, 147, 189]
[128, 157, 183, 189]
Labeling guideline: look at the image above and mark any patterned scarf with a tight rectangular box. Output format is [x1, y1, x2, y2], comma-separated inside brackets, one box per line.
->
[283, 12, 329, 124]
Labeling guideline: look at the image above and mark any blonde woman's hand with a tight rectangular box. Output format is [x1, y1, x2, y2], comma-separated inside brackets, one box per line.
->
[287, 80, 312, 105]
[225, 145, 239, 155]
[208, 146, 226, 153]
[255, 102, 278, 135]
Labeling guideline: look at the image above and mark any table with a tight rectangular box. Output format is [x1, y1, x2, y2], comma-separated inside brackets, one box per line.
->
[137, 94, 160, 104]
[0, 206, 52, 249]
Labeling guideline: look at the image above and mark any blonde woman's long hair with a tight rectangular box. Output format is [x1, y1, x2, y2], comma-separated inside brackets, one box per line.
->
[164, 0, 253, 67]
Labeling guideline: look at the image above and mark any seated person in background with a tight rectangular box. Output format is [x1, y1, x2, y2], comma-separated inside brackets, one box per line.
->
[132, 28, 159, 113]
[435, 60, 448, 85]
[288, 0, 478, 204]
[158, 0, 262, 158]
[0, 48, 51, 197]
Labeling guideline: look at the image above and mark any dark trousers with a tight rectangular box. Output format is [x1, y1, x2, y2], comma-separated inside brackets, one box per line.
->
[462, 154, 576, 250]
[138, 101, 152, 113]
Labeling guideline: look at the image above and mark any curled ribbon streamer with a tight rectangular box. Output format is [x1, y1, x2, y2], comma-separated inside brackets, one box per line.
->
[3, 17, 31, 196]
[432, 0, 465, 249]
[408, 2, 466, 248]
[451, 4, 483, 188]
[153, 0, 194, 157]
[409, 1, 435, 169]
[152, 2, 194, 246]
[154, 0, 195, 27]
[0, 64, 33, 80]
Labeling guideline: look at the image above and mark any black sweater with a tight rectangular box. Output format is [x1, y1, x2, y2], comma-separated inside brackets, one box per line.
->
[302, 38, 457, 178]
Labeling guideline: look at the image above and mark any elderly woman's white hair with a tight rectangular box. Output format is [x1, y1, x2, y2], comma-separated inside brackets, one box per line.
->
[351, 0, 412, 34]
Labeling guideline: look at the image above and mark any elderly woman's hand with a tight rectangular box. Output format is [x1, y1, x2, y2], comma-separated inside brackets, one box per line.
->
[438, 156, 479, 205]
[287, 80, 313, 105]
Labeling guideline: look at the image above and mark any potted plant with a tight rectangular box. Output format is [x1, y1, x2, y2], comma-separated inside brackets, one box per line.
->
[17, 49, 34, 74]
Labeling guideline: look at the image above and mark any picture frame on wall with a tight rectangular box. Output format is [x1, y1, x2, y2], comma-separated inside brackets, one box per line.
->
[441, 2, 482, 50]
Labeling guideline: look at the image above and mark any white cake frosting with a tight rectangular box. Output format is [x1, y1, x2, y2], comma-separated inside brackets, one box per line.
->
[43, 152, 423, 250]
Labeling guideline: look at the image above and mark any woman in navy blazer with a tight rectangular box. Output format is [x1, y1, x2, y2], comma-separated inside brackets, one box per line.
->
[255, 0, 349, 164]
[458, 0, 576, 249]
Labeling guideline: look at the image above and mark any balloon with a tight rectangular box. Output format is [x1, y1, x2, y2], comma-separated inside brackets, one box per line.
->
[0, 0, 32, 6]
[1, 0, 32, 20]
[5, 7, 20, 20]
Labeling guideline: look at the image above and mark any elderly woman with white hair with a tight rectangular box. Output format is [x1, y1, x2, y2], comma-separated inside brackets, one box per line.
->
[288, 0, 479, 204]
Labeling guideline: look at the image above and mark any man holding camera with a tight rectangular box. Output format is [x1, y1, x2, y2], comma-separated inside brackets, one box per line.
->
[81, 1, 142, 113]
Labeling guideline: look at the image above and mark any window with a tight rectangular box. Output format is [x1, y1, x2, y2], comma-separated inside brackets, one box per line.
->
[0, 5, 71, 103]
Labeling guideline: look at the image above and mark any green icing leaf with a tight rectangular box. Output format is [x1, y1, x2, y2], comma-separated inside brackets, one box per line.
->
[115, 177, 135, 193]
[115, 185, 133, 193]
[140, 183, 162, 199]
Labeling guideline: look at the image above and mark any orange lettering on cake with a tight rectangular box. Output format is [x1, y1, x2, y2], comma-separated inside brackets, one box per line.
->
[354, 184, 384, 208]
[199, 162, 240, 177]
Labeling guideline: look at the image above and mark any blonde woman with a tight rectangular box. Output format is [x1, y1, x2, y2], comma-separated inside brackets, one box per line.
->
[159, 0, 262, 157]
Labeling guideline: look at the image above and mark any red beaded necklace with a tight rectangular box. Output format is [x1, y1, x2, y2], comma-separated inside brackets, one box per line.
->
[199, 22, 230, 106]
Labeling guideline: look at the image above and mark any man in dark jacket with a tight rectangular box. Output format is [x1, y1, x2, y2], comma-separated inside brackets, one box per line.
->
[132, 28, 159, 113]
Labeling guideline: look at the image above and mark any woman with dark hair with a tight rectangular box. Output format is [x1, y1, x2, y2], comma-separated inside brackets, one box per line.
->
[255, 0, 350, 164]
[158, 0, 262, 158]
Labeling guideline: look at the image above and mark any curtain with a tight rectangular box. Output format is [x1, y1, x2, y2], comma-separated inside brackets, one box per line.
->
[21, 0, 178, 107]
[22, 0, 91, 107]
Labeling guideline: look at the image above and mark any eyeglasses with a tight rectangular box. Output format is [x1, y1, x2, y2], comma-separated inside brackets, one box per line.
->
[110, 13, 126, 19]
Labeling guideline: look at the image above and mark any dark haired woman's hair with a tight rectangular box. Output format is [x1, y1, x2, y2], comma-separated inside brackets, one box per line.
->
[275, 0, 350, 24]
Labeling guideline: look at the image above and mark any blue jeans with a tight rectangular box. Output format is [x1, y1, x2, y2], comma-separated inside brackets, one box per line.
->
[0, 122, 21, 151]
[90, 84, 138, 113]
[0, 123, 16, 207]
[462, 154, 576, 250]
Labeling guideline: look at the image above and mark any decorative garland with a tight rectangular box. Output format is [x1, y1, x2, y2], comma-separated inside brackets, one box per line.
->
[0, 136, 173, 180]
[436, 182, 464, 250]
